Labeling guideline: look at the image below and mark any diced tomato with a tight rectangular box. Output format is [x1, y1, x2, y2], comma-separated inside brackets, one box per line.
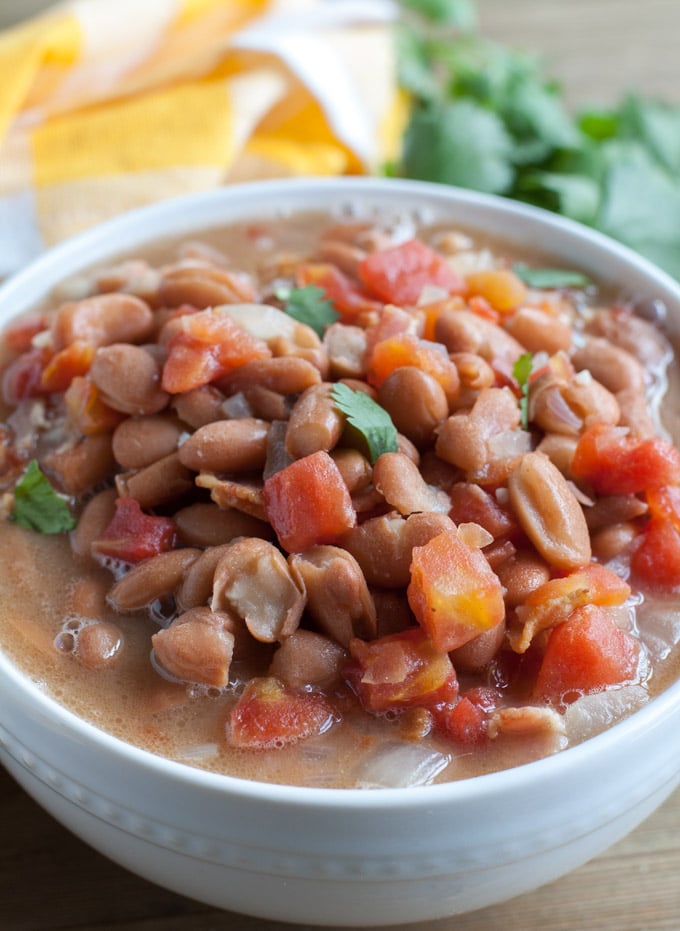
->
[466, 269, 527, 314]
[434, 695, 488, 745]
[571, 423, 680, 495]
[407, 530, 505, 653]
[263, 450, 356, 553]
[511, 563, 631, 654]
[646, 485, 680, 529]
[533, 604, 641, 704]
[2, 314, 48, 353]
[161, 308, 271, 394]
[631, 518, 680, 591]
[359, 239, 465, 306]
[228, 677, 336, 749]
[91, 497, 176, 563]
[346, 627, 458, 713]
[1, 346, 52, 405]
[64, 376, 125, 435]
[296, 263, 382, 320]
[40, 340, 95, 392]
[467, 294, 500, 323]
[367, 332, 460, 400]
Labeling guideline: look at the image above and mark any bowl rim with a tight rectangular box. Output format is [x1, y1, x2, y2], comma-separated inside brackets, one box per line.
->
[2, 175, 680, 808]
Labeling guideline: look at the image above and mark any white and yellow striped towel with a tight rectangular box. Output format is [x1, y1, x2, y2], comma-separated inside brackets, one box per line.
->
[0, 0, 402, 277]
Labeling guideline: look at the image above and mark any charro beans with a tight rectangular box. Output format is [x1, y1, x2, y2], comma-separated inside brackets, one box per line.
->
[2, 207, 678, 787]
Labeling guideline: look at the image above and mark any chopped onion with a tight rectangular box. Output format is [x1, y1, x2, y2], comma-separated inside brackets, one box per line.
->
[564, 685, 648, 743]
[487, 429, 532, 459]
[355, 742, 451, 789]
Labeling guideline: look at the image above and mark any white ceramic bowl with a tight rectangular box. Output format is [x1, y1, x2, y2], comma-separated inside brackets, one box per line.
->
[1, 178, 680, 927]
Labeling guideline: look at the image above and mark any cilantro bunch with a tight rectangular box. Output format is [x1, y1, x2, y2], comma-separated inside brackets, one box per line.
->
[394, 0, 680, 279]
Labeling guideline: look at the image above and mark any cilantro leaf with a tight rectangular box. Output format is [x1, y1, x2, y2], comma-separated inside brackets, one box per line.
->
[12, 460, 76, 534]
[513, 262, 592, 290]
[331, 383, 399, 464]
[402, 99, 514, 193]
[512, 352, 533, 429]
[279, 285, 338, 337]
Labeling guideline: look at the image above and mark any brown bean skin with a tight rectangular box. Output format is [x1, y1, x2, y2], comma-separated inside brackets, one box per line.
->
[51, 294, 154, 350]
[377, 366, 448, 447]
[269, 629, 347, 689]
[107, 548, 201, 612]
[174, 502, 273, 548]
[151, 608, 236, 687]
[591, 521, 640, 562]
[90, 344, 169, 416]
[449, 619, 506, 672]
[43, 434, 116, 497]
[495, 549, 552, 607]
[285, 383, 344, 459]
[571, 337, 647, 395]
[77, 622, 124, 669]
[70, 487, 117, 561]
[116, 452, 194, 509]
[218, 356, 322, 397]
[289, 546, 377, 648]
[340, 511, 456, 588]
[504, 307, 573, 355]
[176, 544, 234, 611]
[329, 448, 372, 493]
[373, 452, 450, 516]
[157, 265, 256, 309]
[507, 452, 592, 571]
[112, 414, 182, 469]
[178, 418, 269, 473]
[172, 385, 227, 428]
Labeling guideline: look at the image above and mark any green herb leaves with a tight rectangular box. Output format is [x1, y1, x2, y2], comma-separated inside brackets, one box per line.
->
[513, 263, 591, 290]
[279, 285, 338, 337]
[513, 352, 532, 429]
[331, 383, 399, 463]
[12, 460, 76, 535]
[394, 2, 680, 279]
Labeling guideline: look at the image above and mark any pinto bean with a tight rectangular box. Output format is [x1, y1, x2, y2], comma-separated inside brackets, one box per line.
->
[52, 294, 154, 350]
[615, 387, 657, 438]
[90, 344, 169, 416]
[587, 306, 671, 371]
[178, 418, 269, 473]
[317, 239, 367, 278]
[44, 434, 116, 497]
[571, 337, 647, 395]
[151, 607, 236, 686]
[449, 619, 506, 671]
[370, 589, 415, 636]
[107, 548, 201, 612]
[504, 307, 573, 354]
[285, 383, 344, 459]
[507, 452, 591, 571]
[172, 385, 227, 428]
[323, 323, 367, 380]
[269, 629, 347, 689]
[176, 544, 234, 610]
[174, 502, 273, 548]
[435, 387, 521, 473]
[591, 521, 640, 562]
[495, 549, 551, 607]
[434, 308, 525, 365]
[329, 448, 372, 493]
[157, 265, 256, 308]
[116, 452, 194, 508]
[196, 472, 266, 520]
[218, 356, 322, 397]
[112, 415, 182, 469]
[70, 487, 117, 561]
[583, 494, 648, 531]
[536, 433, 578, 477]
[77, 622, 124, 670]
[220, 304, 327, 375]
[240, 385, 291, 422]
[373, 452, 450, 515]
[377, 367, 448, 447]
[340, 511, 456, 588]
[289, 546, 377, 647]
[211, 538, 304, 642]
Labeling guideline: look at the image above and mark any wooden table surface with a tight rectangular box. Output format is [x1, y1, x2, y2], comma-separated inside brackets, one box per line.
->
[2, 2, 680, 929]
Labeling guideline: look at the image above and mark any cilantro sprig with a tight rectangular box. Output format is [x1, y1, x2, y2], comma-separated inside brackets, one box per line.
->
[393, 0, 680, 280]
[277, 285, 339, 337]
[513, 262, 592, 290]
[513, 352, 533, 430]
[12, 460, 76, 535]
[331, 383, 399, 464]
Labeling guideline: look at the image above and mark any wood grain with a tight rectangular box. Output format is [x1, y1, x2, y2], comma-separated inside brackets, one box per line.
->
[2, 2, 680, 929]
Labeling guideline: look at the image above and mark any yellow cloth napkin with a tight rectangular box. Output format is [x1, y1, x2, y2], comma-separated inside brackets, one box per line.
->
[0, 0, 402, 276]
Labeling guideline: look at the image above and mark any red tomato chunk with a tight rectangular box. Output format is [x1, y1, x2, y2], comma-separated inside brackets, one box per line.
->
[91, 497, 176, 563]
[228, 677, 336, 749]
